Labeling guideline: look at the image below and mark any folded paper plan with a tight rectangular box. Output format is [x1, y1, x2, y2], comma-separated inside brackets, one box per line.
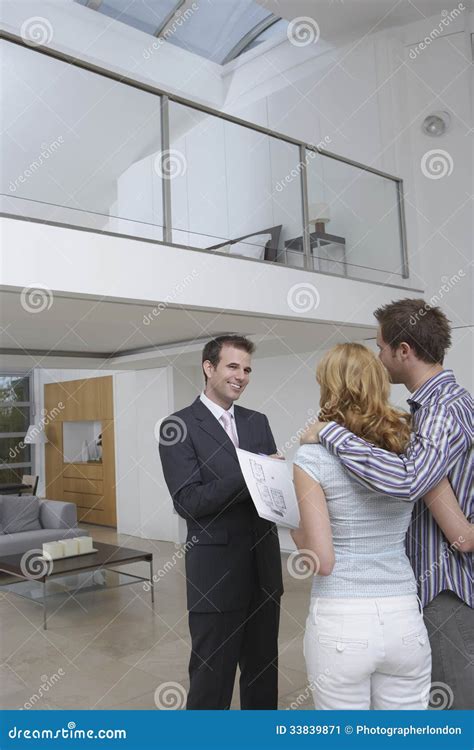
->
[236, 449, 300, 529]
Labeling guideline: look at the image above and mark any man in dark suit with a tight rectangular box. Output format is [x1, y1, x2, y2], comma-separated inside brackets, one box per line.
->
[159, 335, 283, 710]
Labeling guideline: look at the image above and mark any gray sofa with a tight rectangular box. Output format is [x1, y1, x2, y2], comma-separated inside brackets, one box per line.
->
[0, 494, 89, 556]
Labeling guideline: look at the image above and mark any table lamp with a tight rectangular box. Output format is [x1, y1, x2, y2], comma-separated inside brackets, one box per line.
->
[24, 425, 49, 446]
[308, 202, 330, 234]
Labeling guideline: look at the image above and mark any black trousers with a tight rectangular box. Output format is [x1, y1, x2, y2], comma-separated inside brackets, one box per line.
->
[186, 588, 280, 710]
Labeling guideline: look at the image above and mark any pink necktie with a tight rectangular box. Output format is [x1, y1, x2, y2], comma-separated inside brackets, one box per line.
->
[220, 411, 239, 448]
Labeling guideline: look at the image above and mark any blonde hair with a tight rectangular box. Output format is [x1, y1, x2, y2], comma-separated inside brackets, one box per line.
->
[317, 343, 411, 454]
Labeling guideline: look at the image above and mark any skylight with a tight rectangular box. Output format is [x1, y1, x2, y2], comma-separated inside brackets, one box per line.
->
[75, 0, 285, 64]
[76, 0, 183, 36]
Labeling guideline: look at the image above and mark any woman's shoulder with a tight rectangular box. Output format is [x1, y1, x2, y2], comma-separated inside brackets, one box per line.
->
[293, 443, 335, 475]
[294, 443, 332, 461]
[293, 443, 338, 485]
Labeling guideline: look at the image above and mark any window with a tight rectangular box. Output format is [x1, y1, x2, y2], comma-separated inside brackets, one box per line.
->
[74, 0, 284, 65]
[164, 0, 275, 64]
[75, 0, 183, 36]
[0, 374, 33, 485]
[236, 18, 288, 60]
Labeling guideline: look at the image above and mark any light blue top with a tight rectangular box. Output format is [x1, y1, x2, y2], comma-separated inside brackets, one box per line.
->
[293, 444, 417, 598]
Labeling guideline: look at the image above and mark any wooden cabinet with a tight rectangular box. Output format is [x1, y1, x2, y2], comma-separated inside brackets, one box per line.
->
[45, 376, 117, 527]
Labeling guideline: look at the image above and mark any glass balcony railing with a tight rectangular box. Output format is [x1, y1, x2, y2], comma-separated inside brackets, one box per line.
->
[0, 34, 409, 283]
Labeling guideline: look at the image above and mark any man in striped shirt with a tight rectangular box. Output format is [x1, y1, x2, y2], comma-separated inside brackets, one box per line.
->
[303, 299, 473, 709]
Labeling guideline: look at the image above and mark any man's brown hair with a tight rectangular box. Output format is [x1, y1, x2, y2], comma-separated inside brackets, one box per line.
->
[202, 335, 255, 383]
[374, 298, 451, 364]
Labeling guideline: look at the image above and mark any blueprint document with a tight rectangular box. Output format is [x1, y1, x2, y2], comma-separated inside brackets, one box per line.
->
[236, 449, 300, 529]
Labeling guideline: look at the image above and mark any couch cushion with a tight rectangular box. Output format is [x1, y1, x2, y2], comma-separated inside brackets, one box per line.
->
[0, 528, 90, 557]
[2, 495, 42, 534]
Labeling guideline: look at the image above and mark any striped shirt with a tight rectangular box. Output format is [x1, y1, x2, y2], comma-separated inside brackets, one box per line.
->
[319, 370, 473, 607]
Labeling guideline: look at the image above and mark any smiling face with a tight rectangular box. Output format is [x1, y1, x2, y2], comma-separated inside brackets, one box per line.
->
[203, 345, 252, 408]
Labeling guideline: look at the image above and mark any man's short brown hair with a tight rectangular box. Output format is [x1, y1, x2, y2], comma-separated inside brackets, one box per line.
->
[374, 298, 451, 364]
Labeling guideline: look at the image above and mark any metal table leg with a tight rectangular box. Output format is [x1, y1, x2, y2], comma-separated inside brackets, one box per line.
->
[149, 559, 154, 604]
[43, 579, 47, 630]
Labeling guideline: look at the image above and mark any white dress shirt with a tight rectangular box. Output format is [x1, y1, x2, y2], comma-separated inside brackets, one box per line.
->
[199, 391, 239, 444]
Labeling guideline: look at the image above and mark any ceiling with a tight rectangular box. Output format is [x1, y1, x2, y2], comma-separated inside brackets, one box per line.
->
[74, 0, 287, 65]
[257, 0, 466, 43]
[0, 289, 375, 371]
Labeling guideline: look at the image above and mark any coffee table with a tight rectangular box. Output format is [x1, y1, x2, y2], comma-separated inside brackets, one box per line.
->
[0, 541, 154, 629]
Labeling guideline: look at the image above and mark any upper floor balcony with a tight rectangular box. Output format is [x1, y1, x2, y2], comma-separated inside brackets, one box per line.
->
[1, 29, 413, 276]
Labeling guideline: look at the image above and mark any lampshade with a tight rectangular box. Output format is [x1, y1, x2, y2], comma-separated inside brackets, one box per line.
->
[24, 425, 49, 445]
[308, 202, 330, 223]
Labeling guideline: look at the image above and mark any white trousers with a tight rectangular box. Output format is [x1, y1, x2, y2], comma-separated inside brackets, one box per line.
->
[303, 595, 432, 710]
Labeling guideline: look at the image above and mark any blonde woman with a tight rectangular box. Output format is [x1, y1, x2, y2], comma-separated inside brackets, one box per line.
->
[292, 343, 471, 710]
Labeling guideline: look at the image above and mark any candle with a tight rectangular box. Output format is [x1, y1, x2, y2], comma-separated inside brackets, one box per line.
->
[60, 539, 79, 557]
[76, 536, 93, 553]
[42, 542, 64, 560]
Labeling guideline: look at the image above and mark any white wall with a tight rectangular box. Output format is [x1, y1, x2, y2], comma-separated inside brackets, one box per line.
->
[403, 28, 473, 391]
[114, 366, 182, 543]
[173, 365, 202, 409]
[444, 328, 473, 394]
[171, 365, 203, 542]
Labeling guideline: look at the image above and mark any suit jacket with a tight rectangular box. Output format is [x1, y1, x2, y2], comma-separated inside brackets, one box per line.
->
[159, 397, 284, 612]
